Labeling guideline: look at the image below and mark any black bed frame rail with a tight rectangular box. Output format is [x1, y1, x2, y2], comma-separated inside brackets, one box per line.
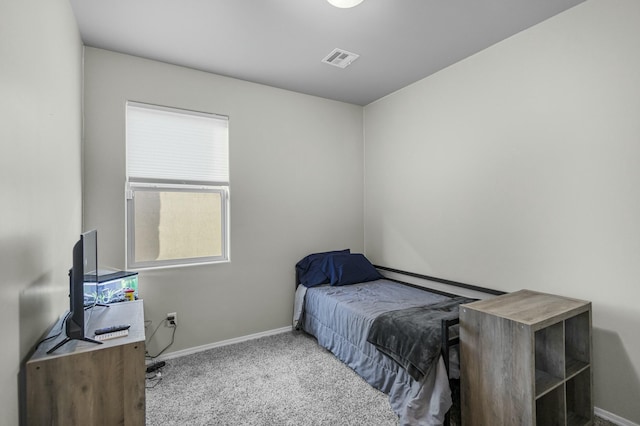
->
[373, 265, 506, 296]
[441, 317, 460, 426]
[441, 317, 459, 376]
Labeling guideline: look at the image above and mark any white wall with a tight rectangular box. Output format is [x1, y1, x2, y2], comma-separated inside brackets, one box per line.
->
[82, 48, 364, 355]
[364, 0, 640, 422]
[0, 0, 83, 423]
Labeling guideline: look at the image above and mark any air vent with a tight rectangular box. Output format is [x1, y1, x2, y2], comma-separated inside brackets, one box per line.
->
[322, 48, 359, 69]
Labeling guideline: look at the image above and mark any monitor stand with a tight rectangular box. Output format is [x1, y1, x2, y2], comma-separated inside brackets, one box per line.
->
[46, 335, 101, 355]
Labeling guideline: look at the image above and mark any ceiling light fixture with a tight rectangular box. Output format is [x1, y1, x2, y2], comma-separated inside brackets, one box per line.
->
[327, 0, 364, 8]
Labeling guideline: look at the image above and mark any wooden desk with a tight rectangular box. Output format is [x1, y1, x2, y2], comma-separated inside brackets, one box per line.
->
[26, 300, 146, 426]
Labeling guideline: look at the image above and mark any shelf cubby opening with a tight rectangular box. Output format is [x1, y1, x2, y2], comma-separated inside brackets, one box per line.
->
[536, 384, 566, 426]
[535, 321, 564, 396]
[566, 368, 592, 426]
[565, 311, 590, 378]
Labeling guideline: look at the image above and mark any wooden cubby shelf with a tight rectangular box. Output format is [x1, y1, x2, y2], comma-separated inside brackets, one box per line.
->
[460, 290, 593, 426]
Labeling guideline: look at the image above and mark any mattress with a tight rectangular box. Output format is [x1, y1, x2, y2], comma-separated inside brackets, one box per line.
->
[295, 279, 457, 426]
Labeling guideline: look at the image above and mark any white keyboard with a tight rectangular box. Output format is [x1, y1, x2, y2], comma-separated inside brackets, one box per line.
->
[95, 329, 129, 341]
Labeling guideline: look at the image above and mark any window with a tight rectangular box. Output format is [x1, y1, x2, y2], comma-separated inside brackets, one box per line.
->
[125, 102, 229, 269]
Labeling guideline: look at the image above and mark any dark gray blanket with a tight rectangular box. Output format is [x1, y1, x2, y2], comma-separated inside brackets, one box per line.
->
[366, 296, 475, 382]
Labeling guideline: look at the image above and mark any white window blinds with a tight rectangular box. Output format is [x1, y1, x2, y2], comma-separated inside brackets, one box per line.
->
[126, 102, 229, 184]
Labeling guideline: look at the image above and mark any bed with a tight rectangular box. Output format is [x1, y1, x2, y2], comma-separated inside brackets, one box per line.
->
[292, 250, 499, 426]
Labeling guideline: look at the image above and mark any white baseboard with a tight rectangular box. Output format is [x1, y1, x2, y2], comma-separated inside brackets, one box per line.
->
[596, 407, 639, 426]
[151, 326, 292, 362]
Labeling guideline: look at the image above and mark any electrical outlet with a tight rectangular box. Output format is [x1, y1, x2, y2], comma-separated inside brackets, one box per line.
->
[166, 312, 177, 327]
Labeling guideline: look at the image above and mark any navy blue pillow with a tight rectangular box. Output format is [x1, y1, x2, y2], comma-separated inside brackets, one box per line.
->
[322, 253, 383, 286]
[296, 249, 350, 287]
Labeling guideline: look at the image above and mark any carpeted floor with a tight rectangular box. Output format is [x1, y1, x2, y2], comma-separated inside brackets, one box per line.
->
[146, 331, 398, 425]
[146, 330, 617, 426]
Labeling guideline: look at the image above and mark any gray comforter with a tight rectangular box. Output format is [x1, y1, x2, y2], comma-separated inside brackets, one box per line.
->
[367, 296, 474, 382]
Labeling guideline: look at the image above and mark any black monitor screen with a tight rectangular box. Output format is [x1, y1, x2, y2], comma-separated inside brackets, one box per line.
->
[82, 230, 98, 306]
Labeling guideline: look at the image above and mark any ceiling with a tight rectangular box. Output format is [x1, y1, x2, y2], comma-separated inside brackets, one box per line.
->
[69, 0, 584, 106]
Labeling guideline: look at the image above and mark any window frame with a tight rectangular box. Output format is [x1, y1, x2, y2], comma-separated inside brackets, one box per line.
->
[125, 101, 230, 270]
